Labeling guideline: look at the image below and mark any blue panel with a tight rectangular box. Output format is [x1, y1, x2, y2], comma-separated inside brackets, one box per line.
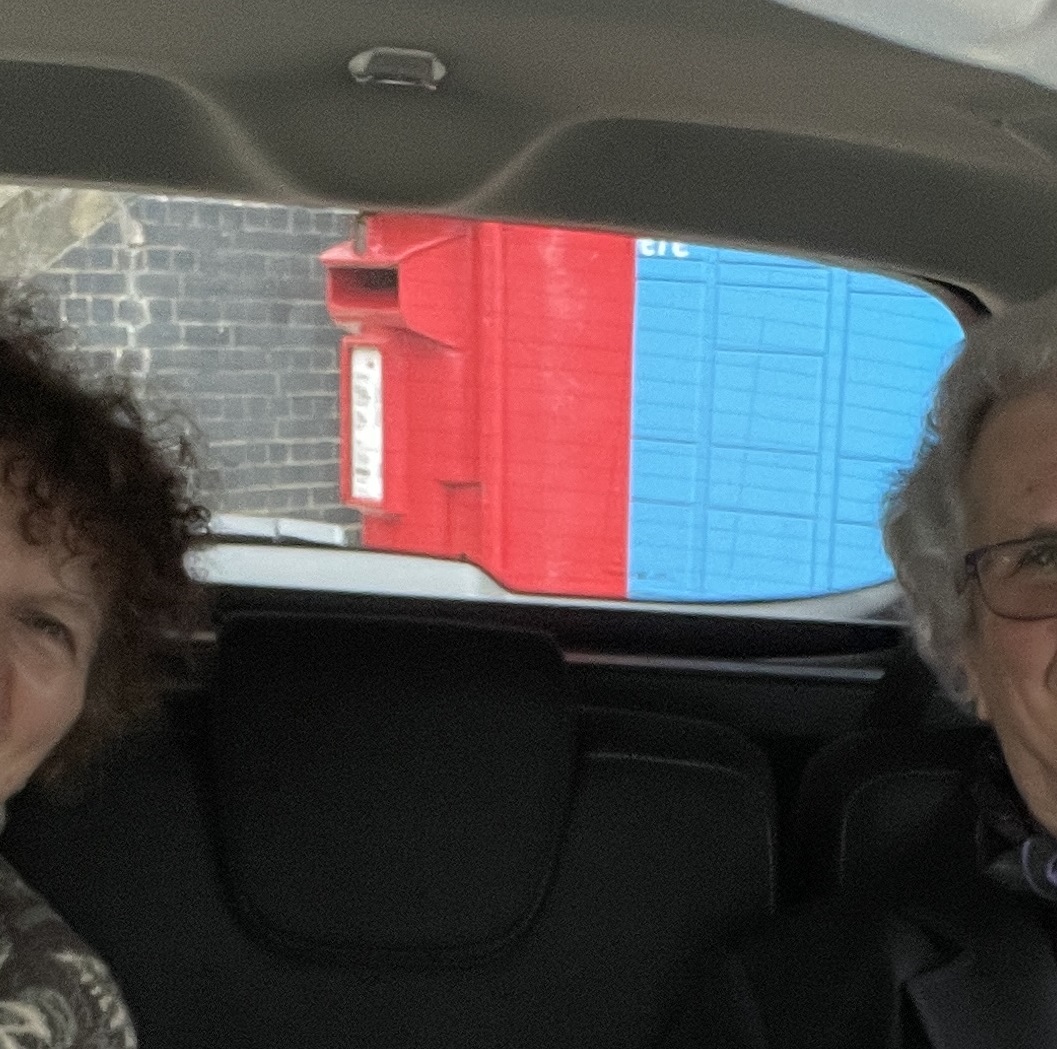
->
[704, 510, 815, 597]
[711, 352, 824, 452]
[627, 239, 963, 601]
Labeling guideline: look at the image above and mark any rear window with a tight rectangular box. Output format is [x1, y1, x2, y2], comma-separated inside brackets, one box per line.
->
[6, 188, 963, 603]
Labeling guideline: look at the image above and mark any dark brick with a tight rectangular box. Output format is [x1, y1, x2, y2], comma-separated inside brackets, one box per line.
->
[265, 257, 292, 278]
[74, 272, 126, 296]
[278, 462, 335, 485]
[172, 250, 197, 272]
[87, 248, 116, 269]
[277, 487, 314, 507]
[167, 227, 217, 253]
[206, 371, 277, 396]
[182, 324, 230, 346]
[181, 274, 229, 298]
[137, 224, 182, 248]
[58, 246, 91, 269]
[118, 298, 147, 325]
[34, 273, 73, 297]
[135, 199, 167, 223]
[144, 249, 172, 270]
[267, 209, 291, 231]
[238, 230, 294, 253]
[232, 324, 314, 348]
[219, 209, 244, 232]
[280, 372, 338, 395]
[269, 348, 318, 371]
[290, 303, 330, 326]
[148, 300, 174, 322]
[310, 349, 339, 370]
[277, 412, 339, 440]
[222, 397, 246, 421]
[136, 273, 182, 297]
[167, 200, 197, 226]
[318, 506, 361, 527]
[267, 302, 293, 324]
[89, 221, 123, 246]
[247, 395, 286, 418]
[241, 207, 273, 231]
[288, 232, 336, 256]
[195, 397, 226, 422]
[283, 256, 318, 279]
[288, 441, 334, 461]
[215, 347, 271, 370]
[274, 278, 325, 301]
[78, 325, 129, 347]
[290, 208, 313, 233]
[63, 298, 90, 325]
[207, 419, 278, 442]
[91, 299, 116, 324]
[176, 299, 221, 323]
[225, 253, 267, 275]
[118, 350, 147, 372]
[137, 322, 182, 346]
[41, 192, 354, 520]
[221, 300, 271, 324]
[308, 485, 343, 507]
[223, 489, 270, 511]
[149, 348, 221, 373]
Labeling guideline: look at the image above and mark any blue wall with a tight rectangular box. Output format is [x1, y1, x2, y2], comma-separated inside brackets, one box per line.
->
[627, 241, 962, 601]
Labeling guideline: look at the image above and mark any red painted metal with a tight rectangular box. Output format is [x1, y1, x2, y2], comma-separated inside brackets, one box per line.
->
[323, 216, 634, 598]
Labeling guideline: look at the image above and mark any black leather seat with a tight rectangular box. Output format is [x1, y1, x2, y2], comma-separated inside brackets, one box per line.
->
[3, 613, 776, 1049]
[789, 726, 990, 907]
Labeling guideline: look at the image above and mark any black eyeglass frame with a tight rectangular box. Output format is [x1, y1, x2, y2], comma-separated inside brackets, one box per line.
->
[963, 533, 1057, 621]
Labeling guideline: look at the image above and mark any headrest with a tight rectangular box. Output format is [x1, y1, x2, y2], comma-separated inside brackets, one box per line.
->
[793, 727, 987, 905]
[208, 613, 574, 967]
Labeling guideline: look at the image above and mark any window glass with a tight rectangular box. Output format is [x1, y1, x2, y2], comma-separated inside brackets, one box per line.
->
[630, 240, 962, 600]
[3, 189, 963, 602]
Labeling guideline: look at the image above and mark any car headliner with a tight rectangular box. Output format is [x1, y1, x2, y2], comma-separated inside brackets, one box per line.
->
[3, 0, 1054, 308]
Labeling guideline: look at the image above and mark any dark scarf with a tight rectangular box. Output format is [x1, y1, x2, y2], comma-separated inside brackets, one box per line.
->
[973, 733, 1057, 904]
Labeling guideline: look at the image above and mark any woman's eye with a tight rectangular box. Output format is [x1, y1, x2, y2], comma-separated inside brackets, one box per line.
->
[22, 613, 74, 650]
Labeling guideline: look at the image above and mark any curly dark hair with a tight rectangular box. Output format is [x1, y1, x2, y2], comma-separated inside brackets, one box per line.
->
[0, 283, 207, 785]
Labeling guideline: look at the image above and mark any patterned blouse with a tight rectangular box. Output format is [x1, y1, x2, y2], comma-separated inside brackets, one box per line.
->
[0, 850, 136, 1049]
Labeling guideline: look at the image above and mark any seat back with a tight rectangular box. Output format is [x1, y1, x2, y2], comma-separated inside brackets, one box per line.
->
[790, 726, 989, 907]
[4, 613, 776, 1049]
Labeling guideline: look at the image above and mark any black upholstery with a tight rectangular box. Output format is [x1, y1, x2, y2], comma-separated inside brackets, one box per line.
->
[790, 726, 990, 907]
[2, 614, 776, 1049]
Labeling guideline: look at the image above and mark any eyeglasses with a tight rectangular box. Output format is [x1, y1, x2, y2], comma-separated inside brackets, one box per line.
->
[964, 533, 1057, 620]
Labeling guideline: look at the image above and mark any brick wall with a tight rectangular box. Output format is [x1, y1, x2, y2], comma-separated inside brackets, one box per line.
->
[36, 194, 359, 525]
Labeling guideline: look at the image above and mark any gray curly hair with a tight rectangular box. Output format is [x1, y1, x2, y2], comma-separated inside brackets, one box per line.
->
[882, 291, 1057, 711]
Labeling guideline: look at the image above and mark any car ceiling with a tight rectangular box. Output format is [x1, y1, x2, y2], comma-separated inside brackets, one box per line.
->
[4, 0, 1057, 307]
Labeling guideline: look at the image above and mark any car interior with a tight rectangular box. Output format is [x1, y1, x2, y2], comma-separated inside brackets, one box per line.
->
[1, 0, 1053, 1045]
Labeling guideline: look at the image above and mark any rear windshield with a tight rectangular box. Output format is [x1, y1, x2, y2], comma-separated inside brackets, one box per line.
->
[7, 187, 964, 603]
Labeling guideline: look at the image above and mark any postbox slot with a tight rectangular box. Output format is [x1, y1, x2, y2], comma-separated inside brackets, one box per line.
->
[329, 266, 400, 312]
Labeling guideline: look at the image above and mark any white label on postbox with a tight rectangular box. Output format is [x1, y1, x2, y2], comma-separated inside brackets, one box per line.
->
[350, 346, 383, 502]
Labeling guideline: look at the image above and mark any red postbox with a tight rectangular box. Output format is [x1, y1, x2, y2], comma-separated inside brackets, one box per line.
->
[322, 216, 634, 598]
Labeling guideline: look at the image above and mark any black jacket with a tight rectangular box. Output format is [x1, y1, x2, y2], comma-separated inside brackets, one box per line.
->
[729, 884, 1057, 1049]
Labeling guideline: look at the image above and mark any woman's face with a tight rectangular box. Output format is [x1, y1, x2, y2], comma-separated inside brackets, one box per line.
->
[962, 387, 1057, 834]
[0, 483, 105, 802]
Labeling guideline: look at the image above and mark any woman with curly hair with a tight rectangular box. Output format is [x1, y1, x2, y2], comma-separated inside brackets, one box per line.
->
[0, 284, 205, 1047]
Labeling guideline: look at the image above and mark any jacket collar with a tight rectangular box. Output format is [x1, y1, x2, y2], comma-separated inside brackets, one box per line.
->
[895, 894, 1057, 1049]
